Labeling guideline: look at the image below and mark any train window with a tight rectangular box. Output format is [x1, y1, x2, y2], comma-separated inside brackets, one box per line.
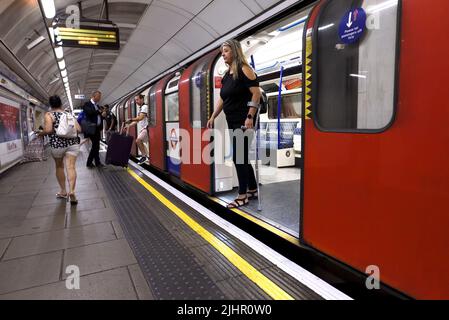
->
[165, 93, 179, 122]
[268, 92, 302, 120]
[148, 86, 157, 127]
[190, 60, 210, 128]
[131, 99, 137, 118]
[168, 80, 179, 89]
[314, 0, 400, 132]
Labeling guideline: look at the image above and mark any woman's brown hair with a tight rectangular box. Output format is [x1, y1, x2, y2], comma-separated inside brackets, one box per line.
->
[220, 39, 252, 80]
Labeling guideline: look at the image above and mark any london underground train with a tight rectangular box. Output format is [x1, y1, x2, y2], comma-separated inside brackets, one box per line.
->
[111, 0, 449, 299]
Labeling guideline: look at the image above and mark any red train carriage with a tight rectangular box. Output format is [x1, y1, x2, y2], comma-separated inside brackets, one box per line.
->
[113, 0, 449, 299]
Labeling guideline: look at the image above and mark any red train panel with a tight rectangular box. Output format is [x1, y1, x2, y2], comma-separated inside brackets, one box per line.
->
[179, 51, 218, 194]
[302, 0, 449, 299]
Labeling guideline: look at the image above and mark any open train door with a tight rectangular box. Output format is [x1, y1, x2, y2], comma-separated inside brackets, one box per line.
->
[149, 75, 172, 172]
[127, 99, 138, 157]
[179, 51, 219, 194]
[164, 73, 182, 177]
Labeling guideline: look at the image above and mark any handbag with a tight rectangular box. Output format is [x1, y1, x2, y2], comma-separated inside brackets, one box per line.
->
[55, 112, 78, 138]
[81, 119, 96, 136]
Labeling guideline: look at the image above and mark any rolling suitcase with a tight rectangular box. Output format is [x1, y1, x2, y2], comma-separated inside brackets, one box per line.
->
[105, 125, 133, 167]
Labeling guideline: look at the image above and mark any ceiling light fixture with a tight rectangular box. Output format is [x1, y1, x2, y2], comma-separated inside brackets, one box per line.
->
[40, 0, 56, 19]
[48, 76, 60, 85]
[49, 28, 55, 44]
[26, 36, 45, 50]
[58, 59, 65, 70]
[54, 46, 63, 59]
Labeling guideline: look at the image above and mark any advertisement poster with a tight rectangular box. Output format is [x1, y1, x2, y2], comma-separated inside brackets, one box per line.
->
[21, 103, 29, 147]
[0, 96, 23, 173]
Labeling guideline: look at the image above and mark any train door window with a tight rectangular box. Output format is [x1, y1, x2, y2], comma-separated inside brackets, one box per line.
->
[268, 92, 302, 120]
[111, 104, 118, 123]
[148, 86, 156, 127]
[165, 94, 179, 121]
[124, 101, 129, 121]
[190, 60, 210, 128]
[131, 99, 137, 118]
[314, 0, 400, 132]
[165, 75, 180, 122]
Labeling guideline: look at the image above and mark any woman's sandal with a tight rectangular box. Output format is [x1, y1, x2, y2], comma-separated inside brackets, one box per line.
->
[56, 193, 67, 199]
[67, 193, 78, 206]
[247, 190, 258, 200]
[227, 197, 248, 209]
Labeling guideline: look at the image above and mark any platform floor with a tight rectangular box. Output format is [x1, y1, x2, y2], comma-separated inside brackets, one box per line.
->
[0, 149, 327, 300]
[0, 151, 152, 299]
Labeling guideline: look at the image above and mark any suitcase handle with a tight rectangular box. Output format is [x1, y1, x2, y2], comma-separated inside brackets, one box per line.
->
[120, 123, 129, 136]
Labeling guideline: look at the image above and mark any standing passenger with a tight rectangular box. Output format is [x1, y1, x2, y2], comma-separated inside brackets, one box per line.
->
[125, 94, 149, 165]
[103, 104, 117, 143]
[38, 95, 81, 205]
[83, 91, 106, 168]
[207, 39, 261, 208]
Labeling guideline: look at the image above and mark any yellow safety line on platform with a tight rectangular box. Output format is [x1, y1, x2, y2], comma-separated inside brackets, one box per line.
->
[209, 197, 300, 246]
[127, 168, 294, 300]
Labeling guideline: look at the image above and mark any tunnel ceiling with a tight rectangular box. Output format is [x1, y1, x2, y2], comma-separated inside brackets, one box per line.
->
[0, 0, 284, 106]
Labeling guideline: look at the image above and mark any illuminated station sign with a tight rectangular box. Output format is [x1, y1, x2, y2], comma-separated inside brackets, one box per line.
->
[57, 25, 120, 50]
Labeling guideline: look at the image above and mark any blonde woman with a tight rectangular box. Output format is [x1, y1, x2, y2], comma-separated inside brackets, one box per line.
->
[207, 39, 261, 208]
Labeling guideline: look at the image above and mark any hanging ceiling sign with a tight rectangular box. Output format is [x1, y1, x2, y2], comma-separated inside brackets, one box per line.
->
[74, 94, 85, 100]
[56, 24, 120, 50]
[338, 8, 367, 45]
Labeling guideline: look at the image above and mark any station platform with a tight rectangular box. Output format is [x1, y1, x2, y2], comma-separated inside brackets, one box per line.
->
[0, 148, 348, 300]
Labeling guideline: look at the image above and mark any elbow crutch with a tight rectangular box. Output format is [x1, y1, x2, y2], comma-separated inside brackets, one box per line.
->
[243, 102, 263, 212]
[254, 106, 262, 212]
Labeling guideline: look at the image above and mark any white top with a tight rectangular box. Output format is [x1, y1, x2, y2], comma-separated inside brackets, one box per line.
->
[137, 104, 149, 131]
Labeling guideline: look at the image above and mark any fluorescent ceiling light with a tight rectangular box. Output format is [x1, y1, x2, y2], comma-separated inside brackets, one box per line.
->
[49, 28, 55, 44]
[63, 77, 68, 83]
[61, 69, 67, 77]
[26, 36, 45, 50]
[40, 0, 56, 19]
[58, 60, 65, 70]
[49, 76, 59, 85]
[367, 0, 397, 14]
[350, 74, 367, 79]
[319, 24, 334, 31]
[54, 46, 63, 59]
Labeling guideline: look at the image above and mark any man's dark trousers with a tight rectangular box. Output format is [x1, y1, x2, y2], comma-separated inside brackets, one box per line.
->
[87, 128, 101, 166]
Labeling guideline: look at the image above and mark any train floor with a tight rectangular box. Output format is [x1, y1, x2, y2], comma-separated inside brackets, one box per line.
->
[0, 148, 348, 300]
[216, 165, 301, 237]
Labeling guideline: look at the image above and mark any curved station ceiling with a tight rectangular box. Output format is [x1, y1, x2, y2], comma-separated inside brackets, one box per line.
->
[0, 0, 287, 107]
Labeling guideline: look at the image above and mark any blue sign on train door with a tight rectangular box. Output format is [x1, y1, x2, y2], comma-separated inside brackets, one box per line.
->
[338, 8, 367, 44]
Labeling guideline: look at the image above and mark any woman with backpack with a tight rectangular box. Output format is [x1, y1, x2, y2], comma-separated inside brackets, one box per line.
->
[38, 95, 81, 205]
